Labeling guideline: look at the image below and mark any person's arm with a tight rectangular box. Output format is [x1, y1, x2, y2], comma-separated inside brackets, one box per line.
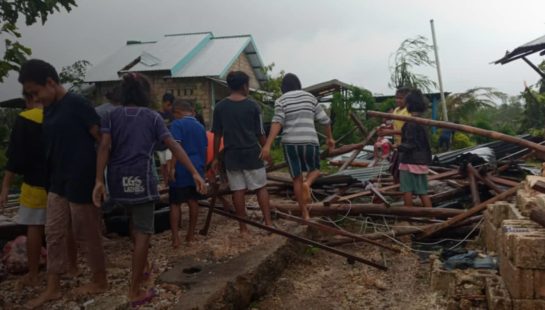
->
[92, 133, 111, 207]
[323, 124, 335, 152]
[164, 137, 207, 194]
[89, 124, 101, 142]
[314, 100, 335, 151]
[0, 171, 15, 212]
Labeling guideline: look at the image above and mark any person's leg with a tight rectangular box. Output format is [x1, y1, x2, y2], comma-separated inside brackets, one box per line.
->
[127, 203, 156, 303]
[403, 192, 414, 207]
[292, 176, 309, 220]
[420, 195, 432, 208]
[226, 170, 249, 234]
[69, 202, 107, 295]
[66, 217, 80, 276]
[17, 224, 44, 289]
[130, 231, 151, 302]
[169, 203, 182, 247]
[232, 190, 249, 234]
[26, 193, 69, 308]
[302, 145, 321, 202]
[399, 170, 414, 207]
[186, 199, 199, 243]
[169, 202, 182, 248]
[255, 187, 273, 226]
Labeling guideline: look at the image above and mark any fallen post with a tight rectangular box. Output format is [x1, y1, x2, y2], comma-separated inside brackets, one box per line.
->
[468, 167, 481, 205]
[419, 186, 519, 238]
[274, 203, 465, 219]
[274, 210, 400, 253]
[210, 208, 388, 270]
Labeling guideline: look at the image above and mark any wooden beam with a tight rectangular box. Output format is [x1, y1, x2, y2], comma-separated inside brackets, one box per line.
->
[367, 111, 545, 157]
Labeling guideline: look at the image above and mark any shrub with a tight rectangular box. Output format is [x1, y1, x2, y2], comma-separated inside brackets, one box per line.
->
[452, 132, 474, 149]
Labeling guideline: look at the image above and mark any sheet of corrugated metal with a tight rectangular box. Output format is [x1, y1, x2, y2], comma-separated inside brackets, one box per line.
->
[85, 42, 153, 82]
[128, 33, 211, 73]
[174, 36, 250, 78]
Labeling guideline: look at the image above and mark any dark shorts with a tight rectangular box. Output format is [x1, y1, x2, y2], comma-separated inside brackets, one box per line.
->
[123, 202, 155, 234]
[169, 186, 205, 204]
[283, 144, 321, 178]
[399, 170, 428, 195]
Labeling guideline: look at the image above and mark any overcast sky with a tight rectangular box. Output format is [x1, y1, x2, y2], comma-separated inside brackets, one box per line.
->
[5, 0, 545, 97]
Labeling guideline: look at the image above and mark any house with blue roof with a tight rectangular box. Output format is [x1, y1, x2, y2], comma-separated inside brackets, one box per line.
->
[84, 32, 267, 125]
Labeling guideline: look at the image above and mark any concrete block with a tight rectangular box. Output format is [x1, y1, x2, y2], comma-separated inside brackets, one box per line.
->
[512, 298, 545, 310]
[490, 202, 517, 227]
[500, 256, 534, 299]
[430, 258, 456, 297]
[483, 216, 498, 252]
[518, 189, 539, 217]
[485, 276, 512, 310]
[510, 231, 545, 269]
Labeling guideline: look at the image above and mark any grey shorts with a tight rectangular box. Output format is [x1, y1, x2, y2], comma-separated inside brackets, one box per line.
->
[124, 202, 155, 234]
[17, 205, 46, 225]
[226, 168, 267, 191]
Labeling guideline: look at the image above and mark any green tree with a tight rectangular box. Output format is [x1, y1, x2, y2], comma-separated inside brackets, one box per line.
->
[330, 86, 375, 144]
[521, 86, 545, 132]
[445, 87, 507, 123]
[59, 59, 91, 86]
[0, 0, 78, 82]
[389, 35, 437, 92]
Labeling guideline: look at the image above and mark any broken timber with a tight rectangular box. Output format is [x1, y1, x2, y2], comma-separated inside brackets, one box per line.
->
[367, 110, 545, 157]
[419, 186, 519, 238]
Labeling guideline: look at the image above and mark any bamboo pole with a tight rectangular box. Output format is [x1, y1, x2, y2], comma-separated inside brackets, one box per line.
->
[366, 111, 545, 156]
[339, 127, 377, 171]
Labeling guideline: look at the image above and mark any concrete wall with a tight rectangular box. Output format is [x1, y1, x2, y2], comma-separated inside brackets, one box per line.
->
[227, 53, 260, 90]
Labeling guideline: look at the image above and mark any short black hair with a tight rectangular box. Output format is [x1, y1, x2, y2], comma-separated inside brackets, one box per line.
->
[281, 73, 302, 93]
[226, 71, 249, 91]
[18, 59, 60, 85]
[162, 92, 175, 103]
[121, 73, 152, 107]
[395, 87, 411, 97]
[172, 99, 193, 112]
[405, 89, 428, 113]
[105, 86, 122, 103]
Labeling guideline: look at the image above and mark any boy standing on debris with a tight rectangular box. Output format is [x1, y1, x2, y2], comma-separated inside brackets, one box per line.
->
[168, 99, 207, 247]
[261, 73, 335, 220]
[18, 59, 107, 308]
[0, 93, 46, 290]
[93, 73, 206, 306]
[398, 89, 433, 208]
[212, 71, 273, 234]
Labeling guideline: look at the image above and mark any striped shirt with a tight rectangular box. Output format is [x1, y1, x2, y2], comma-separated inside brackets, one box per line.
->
[272, 90, 330, 145]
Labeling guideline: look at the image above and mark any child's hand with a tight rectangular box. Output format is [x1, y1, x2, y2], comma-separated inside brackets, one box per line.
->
[92, 182, 107, 207]
[193, 174, 207, 195]
[259, 145, 272, 165]
[327, 138, 336, 153]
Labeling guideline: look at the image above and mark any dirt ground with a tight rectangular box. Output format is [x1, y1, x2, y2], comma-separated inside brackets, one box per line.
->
[1, 196, 449, 309]
[254, 239, 447, 310]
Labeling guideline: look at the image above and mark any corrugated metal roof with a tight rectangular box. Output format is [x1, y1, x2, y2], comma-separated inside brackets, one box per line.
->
[85, 32, 267, 85]
[495, 33, 545, 65]
[128, 33, 211, 73]
[85, 42, 153, 82]
[174, 36, 250, 78]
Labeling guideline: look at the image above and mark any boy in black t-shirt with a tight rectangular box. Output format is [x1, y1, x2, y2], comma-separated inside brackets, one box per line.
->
[19, 59, 107, 308]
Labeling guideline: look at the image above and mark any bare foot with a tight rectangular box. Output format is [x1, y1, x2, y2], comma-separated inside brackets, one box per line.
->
[71, 281, 108, 296]
[129, 288, 157, 307]
[16, 273, 40, 291]
[24, 289, 62, 309]
[172, 237, 181, 249]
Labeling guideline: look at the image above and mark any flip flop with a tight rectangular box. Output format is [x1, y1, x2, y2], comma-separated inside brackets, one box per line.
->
[130, 288, 157, 308]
